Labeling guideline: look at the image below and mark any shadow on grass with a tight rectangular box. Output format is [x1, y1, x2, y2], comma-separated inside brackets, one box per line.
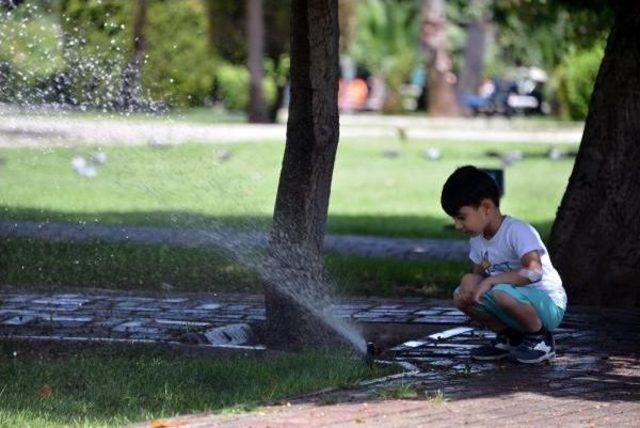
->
[0, 206, 553, 297]
[0, 206, 556, 241]
[0, 235, 467, 298]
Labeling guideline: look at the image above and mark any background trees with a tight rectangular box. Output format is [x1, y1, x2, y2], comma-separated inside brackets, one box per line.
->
[0, 0, 610, 118]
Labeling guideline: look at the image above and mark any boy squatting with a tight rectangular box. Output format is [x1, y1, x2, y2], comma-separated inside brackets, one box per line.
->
[441, 166, 567, 363]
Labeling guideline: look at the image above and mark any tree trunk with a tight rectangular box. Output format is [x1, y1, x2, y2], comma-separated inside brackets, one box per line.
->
[118, 0, 148, 111]
[421, 0, 459, 116]
[549, 4, 640, 307]
[246, 0, 268, 122]
[264, 0, 355, 351]
[457, 0, 488, 112]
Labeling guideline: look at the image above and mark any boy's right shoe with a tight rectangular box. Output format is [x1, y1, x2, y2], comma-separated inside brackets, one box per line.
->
[471, 331, 523, 361]
[511, 330, 556, 364]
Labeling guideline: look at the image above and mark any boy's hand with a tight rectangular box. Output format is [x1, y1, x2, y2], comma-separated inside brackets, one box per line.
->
[457, 282, 476, 302]
[472, 279, 493, 304]
[456, 273, 484, 306]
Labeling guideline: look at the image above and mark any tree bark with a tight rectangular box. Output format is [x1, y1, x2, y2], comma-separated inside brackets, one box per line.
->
[421, 0, 459, 116]
[549, 3, 640, 307]
[118, 0, 148, 111]
[457, 0, 488, 109]
[246, 0, 268, 123]
[264, 0, 355, 351]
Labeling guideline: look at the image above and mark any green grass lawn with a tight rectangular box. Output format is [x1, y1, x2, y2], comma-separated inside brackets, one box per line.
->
[0, 131, 572, 425]
[0, 236, 466, 298]
[0, 343, 390, 427]
[0, 138, 574, 296]
[0, 139, 575, 240]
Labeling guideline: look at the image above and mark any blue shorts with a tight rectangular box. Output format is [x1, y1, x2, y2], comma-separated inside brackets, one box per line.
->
[455, 283, 565, 332]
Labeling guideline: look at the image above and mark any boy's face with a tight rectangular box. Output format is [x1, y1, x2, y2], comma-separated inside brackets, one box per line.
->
[452, 202, 491, 236]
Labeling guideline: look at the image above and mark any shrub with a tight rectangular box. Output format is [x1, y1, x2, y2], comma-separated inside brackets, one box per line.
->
[0, 3, 66, 103]
[216, 62, 277, 113]
[3, 0, 215, 108]
[554, 42, 604, 120]
[143, 0, 215, 107]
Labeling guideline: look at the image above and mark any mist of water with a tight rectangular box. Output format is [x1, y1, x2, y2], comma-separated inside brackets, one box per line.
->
[1, 3, 367, 355]
[201, 223, 368, 355]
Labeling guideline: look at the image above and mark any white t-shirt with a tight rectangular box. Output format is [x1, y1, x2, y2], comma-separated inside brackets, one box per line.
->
[468, 216, 567, 310]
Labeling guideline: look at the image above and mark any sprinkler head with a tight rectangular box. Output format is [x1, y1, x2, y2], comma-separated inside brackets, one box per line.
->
[365, 342, 376, 367]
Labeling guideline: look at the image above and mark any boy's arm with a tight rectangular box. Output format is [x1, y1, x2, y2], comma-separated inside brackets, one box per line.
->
[471, 263, 486, 276]
[472, 251, 542, 303]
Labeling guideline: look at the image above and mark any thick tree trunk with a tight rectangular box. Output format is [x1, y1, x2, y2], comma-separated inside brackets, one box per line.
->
[457, 0, 488, 110]
[118, 0, 148, 111]
[264, 0, 355, 351]
[246, 0, 268, 123]
[421, 0, 459, 116]
[549, 4, 640, 307]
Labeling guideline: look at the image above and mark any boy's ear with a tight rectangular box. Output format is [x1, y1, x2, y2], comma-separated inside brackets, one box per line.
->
[479, 198, 494, 213]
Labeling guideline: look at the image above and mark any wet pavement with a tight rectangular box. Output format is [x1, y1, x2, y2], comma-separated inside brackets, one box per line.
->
[0, 289, 464, 347]
[1, 287, 638, 374]
[128, 299, 639, 427]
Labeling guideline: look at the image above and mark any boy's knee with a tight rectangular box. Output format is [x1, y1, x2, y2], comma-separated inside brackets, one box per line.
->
[460, 273, 482, 288]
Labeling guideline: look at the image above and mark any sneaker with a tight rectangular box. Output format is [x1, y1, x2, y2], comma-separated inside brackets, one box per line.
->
[511, 330, 556, 364]
[471, 331, 522, 361]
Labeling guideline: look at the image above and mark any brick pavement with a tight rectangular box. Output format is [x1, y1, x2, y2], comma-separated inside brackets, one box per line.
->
[136, 305, 640, 427]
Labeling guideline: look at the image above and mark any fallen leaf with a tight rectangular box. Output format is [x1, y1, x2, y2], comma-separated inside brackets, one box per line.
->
[150, 418, 188, 428]
[35, 384, 53, 399]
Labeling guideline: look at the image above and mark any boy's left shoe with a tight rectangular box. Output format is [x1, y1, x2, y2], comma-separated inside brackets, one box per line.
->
[511, 330, 556, 364]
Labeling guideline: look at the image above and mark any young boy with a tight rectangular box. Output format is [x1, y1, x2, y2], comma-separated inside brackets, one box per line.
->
[441, 166, 567, 364]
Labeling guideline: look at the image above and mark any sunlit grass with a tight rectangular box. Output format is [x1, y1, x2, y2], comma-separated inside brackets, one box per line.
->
[0, 139, 575, 240]
[0, 343, 391, 427]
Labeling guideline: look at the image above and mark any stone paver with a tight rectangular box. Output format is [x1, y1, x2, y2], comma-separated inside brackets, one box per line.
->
[0, 220, 470, 262]
[0, 289, 463, 346]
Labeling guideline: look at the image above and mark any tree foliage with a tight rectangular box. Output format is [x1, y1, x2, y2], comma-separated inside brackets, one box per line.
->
[553, 41, 604, 119]
[491, 0, 611, 71]
[349, 0, 420, 111]
[142, 0, 214, 106]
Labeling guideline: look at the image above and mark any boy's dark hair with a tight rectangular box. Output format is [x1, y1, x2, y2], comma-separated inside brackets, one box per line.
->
[440, 165, 500, 216]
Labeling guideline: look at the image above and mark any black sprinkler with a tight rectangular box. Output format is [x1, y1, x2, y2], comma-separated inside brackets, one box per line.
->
[365, 342, 376, 367]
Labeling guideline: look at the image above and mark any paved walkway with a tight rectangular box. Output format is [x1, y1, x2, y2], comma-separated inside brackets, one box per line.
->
[0, 111, 584, 147]
[0, 288, 463, 347]
[0, 220, 470, 262]
[1, 287, 639, 427]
